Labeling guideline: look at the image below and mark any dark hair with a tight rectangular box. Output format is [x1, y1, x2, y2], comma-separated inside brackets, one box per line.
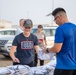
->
[52, 7, 66, 16]
[38, 25, 43, 28]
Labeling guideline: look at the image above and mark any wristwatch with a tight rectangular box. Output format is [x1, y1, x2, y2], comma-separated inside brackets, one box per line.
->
[46, 48, 49, 53]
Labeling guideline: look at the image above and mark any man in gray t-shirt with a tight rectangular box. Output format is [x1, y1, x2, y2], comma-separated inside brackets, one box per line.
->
[34, 25, 47, 66]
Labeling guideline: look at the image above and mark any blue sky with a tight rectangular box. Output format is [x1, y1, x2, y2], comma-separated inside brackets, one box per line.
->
[0, 0, 76, 25]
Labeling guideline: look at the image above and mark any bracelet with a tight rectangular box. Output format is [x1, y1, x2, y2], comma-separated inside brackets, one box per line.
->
[46, 48, 49, 53]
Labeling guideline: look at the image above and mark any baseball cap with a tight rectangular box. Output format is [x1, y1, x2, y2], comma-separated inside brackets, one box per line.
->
[23, 19, 33, 28]
[38, 25, 43, 28]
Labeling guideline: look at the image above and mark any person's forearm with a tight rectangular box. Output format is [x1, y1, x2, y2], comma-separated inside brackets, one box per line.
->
[10, 51, 20, 63]
[36, 49, 39, 54]
[10, 51, 16, 60]
[10, 46, 17, 60]
[44, 40, 47, 45]
[48, 47, 56, 53]
[34, 45, 39, 54]
[45, 43, 62, 53]
[47, 46, 60, 53]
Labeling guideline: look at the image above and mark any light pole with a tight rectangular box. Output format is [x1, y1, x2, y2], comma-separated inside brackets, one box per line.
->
[51, 0, 54, 26]
[0, 1, 1, 20]
[46, 0, 54, 26]
[27, 11, 29, 19]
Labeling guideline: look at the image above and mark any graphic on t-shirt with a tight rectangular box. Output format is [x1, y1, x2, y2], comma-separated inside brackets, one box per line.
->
[21, 41, 34, 49]
[39, 39, 43, 42]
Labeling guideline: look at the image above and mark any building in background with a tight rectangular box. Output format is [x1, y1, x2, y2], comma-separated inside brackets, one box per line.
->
[0, 20, 18, 29]
[0, 20, 57, 29]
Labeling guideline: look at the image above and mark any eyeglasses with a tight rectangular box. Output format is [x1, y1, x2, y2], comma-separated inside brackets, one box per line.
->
[25, 27, 31, 29]
[54, 16, 59, 22]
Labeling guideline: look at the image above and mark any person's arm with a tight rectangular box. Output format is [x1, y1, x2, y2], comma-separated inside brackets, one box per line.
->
[34, 45, 39, 54]
[44, 27, 64, 53]
[44, 43, 63, 53]
[10, 46, 20, 63]
[42, 32, 47, 45]
[33, 34, 40, 53]
[44, 34, 47, 45]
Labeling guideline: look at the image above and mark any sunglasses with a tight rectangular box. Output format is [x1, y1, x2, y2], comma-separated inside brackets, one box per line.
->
[54, 16, 59, 22]
[25, 27, 31, 29]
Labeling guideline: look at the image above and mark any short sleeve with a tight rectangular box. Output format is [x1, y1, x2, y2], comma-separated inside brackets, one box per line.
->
[33, 35, 39, 45]
[12, 36, 18, 46]
[43, 32, 46, 40]
[54, 27, 64, 43]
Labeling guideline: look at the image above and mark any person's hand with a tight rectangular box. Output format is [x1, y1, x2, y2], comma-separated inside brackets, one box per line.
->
[43, 46, 49, 53]
[43, 46, 47, 53]
[44, 45, 47, 48]
[12, 57, 20, 63]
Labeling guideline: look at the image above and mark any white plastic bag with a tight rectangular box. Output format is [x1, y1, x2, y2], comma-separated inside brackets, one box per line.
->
[38, 48, 55, 60]
[7, 65, 33, 75]
[0, 67, 11, 75]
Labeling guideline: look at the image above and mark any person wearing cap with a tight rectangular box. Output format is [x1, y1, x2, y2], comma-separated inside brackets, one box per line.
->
[44, 7, 76, 75]
[34, 25, 47, 66]
[10, 19, 39, 67]
[16, 19, 25, 35]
